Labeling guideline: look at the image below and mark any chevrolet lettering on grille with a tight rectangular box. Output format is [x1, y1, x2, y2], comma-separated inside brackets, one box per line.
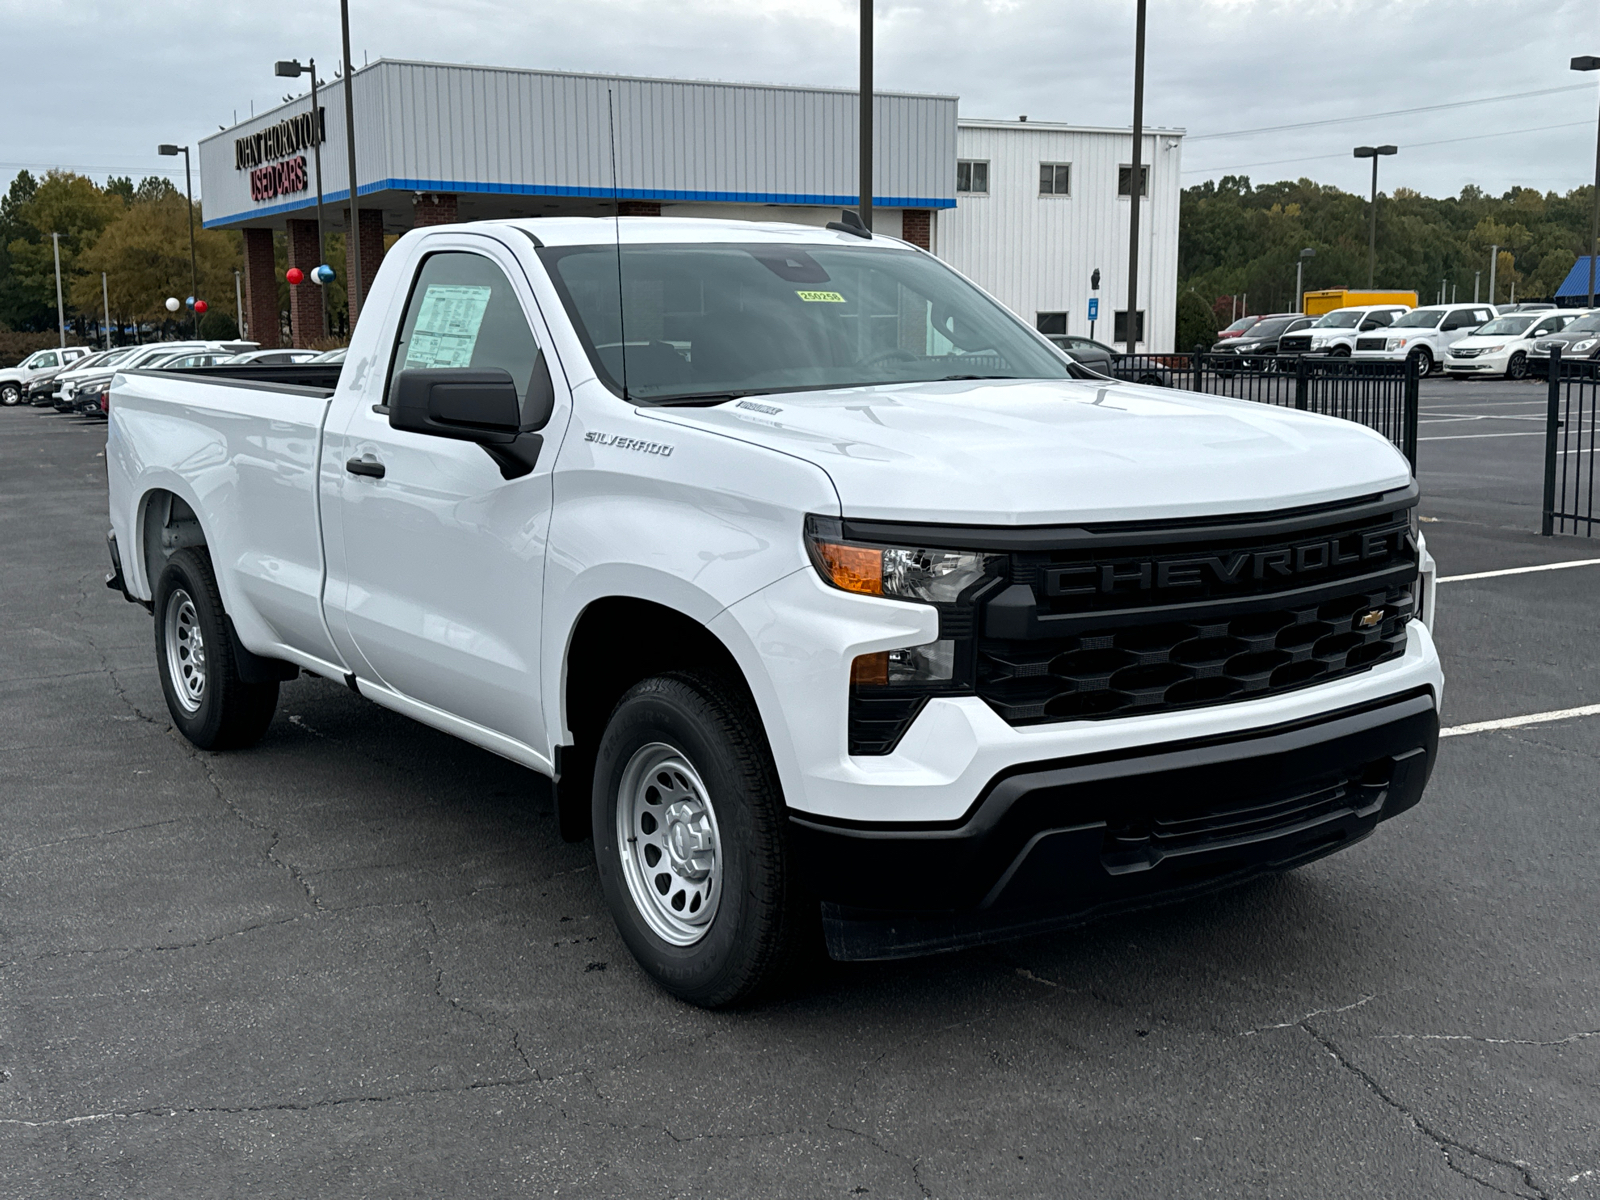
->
[1044, 523, 1409, 597]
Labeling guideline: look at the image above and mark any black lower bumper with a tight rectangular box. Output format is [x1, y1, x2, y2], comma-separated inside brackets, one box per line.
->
[792, 688, 1438, 961]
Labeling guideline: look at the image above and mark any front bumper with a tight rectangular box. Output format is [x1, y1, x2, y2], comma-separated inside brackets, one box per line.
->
[796, 687, 1438, 960]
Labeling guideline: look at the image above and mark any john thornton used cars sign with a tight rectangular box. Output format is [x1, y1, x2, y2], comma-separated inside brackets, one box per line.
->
[235, 110, 324, 202]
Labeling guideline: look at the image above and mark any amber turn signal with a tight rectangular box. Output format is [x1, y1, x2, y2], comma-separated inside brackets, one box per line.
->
[812, 540, 883, 596]
[850, 651, 890, 686]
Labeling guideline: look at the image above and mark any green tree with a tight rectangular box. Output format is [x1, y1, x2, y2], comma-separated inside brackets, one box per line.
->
[1, 171, 124, 333]
[1175, 290, 1218, 351]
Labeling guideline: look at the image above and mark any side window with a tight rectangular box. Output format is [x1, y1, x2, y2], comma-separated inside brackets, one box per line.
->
[35, 351, 59, 368]
[1366, 310, 1395, 328]
[387, 251, 545, 422]
[1038, 163, 1071, 196]
[1035, 312, 1069, 336]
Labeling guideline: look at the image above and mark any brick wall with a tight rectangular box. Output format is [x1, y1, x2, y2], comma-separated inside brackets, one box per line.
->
[285, 218, 325, 348]
[412, 193, 458, 226]
[241, 228, 280, 350]
[901, 209, 931, 251]
[617, 201, 662, 216]
[345, 207, 386, 326]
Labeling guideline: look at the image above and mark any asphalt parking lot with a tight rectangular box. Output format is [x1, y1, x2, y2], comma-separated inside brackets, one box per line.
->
[3, 376, 1599, 1199]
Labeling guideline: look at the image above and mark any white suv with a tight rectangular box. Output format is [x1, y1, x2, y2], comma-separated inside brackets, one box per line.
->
[1352, 304, 1494, 376]
[1277, 305, 1412, 357]
[0, 346, 92, 405]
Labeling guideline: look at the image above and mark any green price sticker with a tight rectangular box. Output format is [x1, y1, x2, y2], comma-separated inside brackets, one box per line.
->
[796, 290, 847, 303]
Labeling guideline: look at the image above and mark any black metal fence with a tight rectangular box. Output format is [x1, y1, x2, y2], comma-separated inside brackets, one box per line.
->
[1541, 347, 1600, 536]
[1106, 349, 1420, 469]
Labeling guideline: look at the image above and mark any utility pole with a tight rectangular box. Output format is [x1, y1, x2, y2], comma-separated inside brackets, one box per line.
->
[234, 269, 245, 338]
[1124, 0, 1147, 355]
[1474, 271, 1481, 303]
[1572, 57, 1600, 307]
[1354, 145, 1397, 288]
[51, 232, 65, 347]
[859, 0, 873, 231]
[341, 0, 363, 322]
[102, 272, 112, 349]
[1297, 247, 1315, 313]
[1488, 244, 1499, 307]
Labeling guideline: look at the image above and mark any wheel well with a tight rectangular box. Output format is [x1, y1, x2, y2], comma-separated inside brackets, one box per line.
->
[556, 597, 749, 842]
[139, 489, 208, 593]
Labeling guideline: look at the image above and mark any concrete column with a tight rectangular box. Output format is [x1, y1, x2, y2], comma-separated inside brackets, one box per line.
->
[241, 228, 280, 349]
[344, 207, 386, 327]
[617, 201, 661, 216]
[901, 210, 931, 251]
[285, 218, 323, 349]
[411, 193, 458, 227]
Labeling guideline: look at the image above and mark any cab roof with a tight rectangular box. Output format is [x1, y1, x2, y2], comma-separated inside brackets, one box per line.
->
[482, 215, 915, 250]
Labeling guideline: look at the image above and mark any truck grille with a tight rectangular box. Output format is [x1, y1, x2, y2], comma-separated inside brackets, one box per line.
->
[1278, 335, 1313, 353]
[975, 496, 1417, 726]
[1354, 337, 1388, 352]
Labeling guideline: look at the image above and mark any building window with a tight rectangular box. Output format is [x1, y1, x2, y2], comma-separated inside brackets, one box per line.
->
[1113, 310, 1146, 343]
[1036, 312, 1069, 336]
[1118, 164, 1150, 197]
[1039, 163, 1071, 196]
[956, 160, 989, 194]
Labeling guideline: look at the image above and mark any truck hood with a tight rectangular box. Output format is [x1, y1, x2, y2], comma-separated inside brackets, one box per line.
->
[644, 378, 1411, 525]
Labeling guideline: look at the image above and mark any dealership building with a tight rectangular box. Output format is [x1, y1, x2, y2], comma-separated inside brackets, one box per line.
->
[198, 59, 1181, 350]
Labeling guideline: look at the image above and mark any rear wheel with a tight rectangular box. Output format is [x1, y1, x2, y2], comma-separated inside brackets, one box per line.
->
[0, 382, 20, 406]
[1507, 351, 1528, 380]
[592, 672, 808, 1007]
[153, 548, 279, 749]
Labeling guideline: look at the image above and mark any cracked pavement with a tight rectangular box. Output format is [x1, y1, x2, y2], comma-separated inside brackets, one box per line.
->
[4, 380, 1600, 1197]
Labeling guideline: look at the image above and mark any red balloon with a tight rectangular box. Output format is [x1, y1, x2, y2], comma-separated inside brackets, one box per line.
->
[285, 267, 304, 285]
[194, 300, 208, 314]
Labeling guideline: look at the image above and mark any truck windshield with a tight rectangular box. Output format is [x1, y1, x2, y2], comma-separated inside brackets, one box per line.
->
[540, 242, 1073, 403]
[1312, 311, 1364, 328]
[1390, 310, 1444, 328]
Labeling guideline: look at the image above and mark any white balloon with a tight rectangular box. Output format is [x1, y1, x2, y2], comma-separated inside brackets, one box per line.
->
[165, 297, 181, 312]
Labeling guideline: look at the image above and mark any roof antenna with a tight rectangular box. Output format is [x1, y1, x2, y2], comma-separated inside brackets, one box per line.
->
[607, 87, 630, 403]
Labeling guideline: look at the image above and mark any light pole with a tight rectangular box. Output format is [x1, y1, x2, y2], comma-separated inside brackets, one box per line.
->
[51, 232, 65, 347]
[1474, 270, 1481, 303]
[1353, 145, 1397, 288]
[859, 0, 873, 231]
[157, 144, 199, 337]
[1572, 56, 1600, 307]
[102, 272, 112, 349]
[340, 0, 363, 322]
[1296, 247, 1315, 313]
[1488, 243, 1498, 307]
[1125, 0, 1147, 355]
[234, 269, 245, 338]
[275, 58, 329, 337]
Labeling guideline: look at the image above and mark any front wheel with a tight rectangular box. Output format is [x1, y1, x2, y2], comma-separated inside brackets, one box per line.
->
[1409, 348, 1434, 377]
[1507, 351, 1528, 380]
[0, 382, 20, 406]
[592, 673, 808, 1007]
[153, 548, 279, 749]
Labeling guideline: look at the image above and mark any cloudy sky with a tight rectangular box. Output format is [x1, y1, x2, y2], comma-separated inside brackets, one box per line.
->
[2, 0, 1595, 204]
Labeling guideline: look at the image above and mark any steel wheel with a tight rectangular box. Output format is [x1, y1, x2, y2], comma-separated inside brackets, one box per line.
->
[163, 588, 207, 713]
[0, 382, 19, 406]
[615, 741, 723, 946]
[1507, 351, 1528, 380]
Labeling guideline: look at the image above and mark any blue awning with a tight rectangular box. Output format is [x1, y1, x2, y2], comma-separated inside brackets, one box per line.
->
[1555, 256, 1599, 298]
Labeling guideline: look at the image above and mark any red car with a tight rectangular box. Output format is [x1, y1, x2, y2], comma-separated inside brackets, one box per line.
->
[1216, 313, 1298, 340]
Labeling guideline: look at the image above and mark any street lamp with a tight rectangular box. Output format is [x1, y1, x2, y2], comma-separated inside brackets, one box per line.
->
[274, 57, 329, 337]
[1572, 55, 1600, 307]
[1353, 145, 1398, 289]
[1125, 0, 1148, 356]
[339, 0, 363, 321]
[1296, 247, 1315, 314]
[157, 143, 199, 336]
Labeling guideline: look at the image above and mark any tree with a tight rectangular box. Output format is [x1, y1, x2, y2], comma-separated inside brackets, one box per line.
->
[0, 171, 123, 332]
[1176, 291, 1218, 352]
[71, 191, 241, 328]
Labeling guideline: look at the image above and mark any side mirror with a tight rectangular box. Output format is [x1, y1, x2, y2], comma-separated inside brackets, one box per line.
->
[390, 367, 542, 479]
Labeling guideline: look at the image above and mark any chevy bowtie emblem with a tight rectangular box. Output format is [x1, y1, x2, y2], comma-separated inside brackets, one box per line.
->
[1355, 608, 1385, 630]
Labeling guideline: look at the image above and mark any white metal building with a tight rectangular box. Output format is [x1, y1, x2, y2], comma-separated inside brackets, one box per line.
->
[939, 119, 1184, 352]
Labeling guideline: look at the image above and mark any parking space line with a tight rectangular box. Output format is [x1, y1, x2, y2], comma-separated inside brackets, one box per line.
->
[1440, 703, 1600, 738]
[1438, 558, 1600, 583]
[1419, 414, 1544, 423]
[1419, 431, 1547, 441]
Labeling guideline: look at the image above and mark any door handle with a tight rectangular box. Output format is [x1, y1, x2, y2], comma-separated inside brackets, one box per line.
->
[345, 456, 386, 478]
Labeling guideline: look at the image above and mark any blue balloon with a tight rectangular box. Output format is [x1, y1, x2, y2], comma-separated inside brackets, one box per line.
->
[313, 264, 337, 285]
[185, 296, 195, 309]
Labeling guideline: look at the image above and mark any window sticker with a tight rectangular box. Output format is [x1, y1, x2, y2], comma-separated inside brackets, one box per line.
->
[403, 284, 493, 369]
[795, 290, 847, 303]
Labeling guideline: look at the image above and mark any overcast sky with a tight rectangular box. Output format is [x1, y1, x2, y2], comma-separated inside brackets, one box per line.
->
[2, 0, 1595, 205]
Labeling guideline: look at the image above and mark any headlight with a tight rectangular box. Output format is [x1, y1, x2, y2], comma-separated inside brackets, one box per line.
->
[1386, 338, 1407, 350]
[1571, 339, 1598, 353]
[851, 640, 956, 685]
[805, 517, 997, 604]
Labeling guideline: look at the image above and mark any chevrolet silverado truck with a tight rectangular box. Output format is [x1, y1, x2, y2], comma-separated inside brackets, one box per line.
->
[106, 216, 1442, 1007]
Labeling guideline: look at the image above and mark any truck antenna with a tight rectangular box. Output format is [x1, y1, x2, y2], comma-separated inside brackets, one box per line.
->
[607, 88, 630, 404]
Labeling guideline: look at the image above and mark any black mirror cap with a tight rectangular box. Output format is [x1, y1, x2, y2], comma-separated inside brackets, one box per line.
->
[391, 368, 521, 444]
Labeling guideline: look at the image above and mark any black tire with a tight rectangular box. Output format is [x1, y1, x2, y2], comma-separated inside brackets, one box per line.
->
[0, 382, 20, 406]
[1409, 348, 1434, 377]
[1507, 351, 1528, 380]
[1332, 346, 1351, 357]
[592, 672, 809, 1008]
[153, 547, 279, 750]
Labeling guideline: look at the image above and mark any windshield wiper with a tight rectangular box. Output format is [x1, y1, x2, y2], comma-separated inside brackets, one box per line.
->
[640, 390, 757, 407]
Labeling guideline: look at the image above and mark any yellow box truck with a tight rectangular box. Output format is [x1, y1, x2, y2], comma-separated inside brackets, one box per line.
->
[1302, 288, 1418, 316]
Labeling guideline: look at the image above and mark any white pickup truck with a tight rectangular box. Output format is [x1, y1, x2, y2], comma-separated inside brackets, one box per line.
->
[107, 216, 1442, 1006]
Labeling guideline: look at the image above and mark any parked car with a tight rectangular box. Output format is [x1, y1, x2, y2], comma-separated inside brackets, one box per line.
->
[1444, 311, 1584, 380]
[309, 347, 349, 364]
[0, 346, 92, 405]
[221, 349, 321, 365]
[1209, 315, 1316, 367]
[1528, 311, 1600, 365]
[1351, 304, 1495, 375]
[1279, 304, 1412, 357]
[1215, 315, 1265, 340]
[57, 341, 257, 408]
[154, 351, 240, 369]
[107, 216, 1442, 1007]
[1045, 335, 1115, 374]
[48, 347, 139, 406]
